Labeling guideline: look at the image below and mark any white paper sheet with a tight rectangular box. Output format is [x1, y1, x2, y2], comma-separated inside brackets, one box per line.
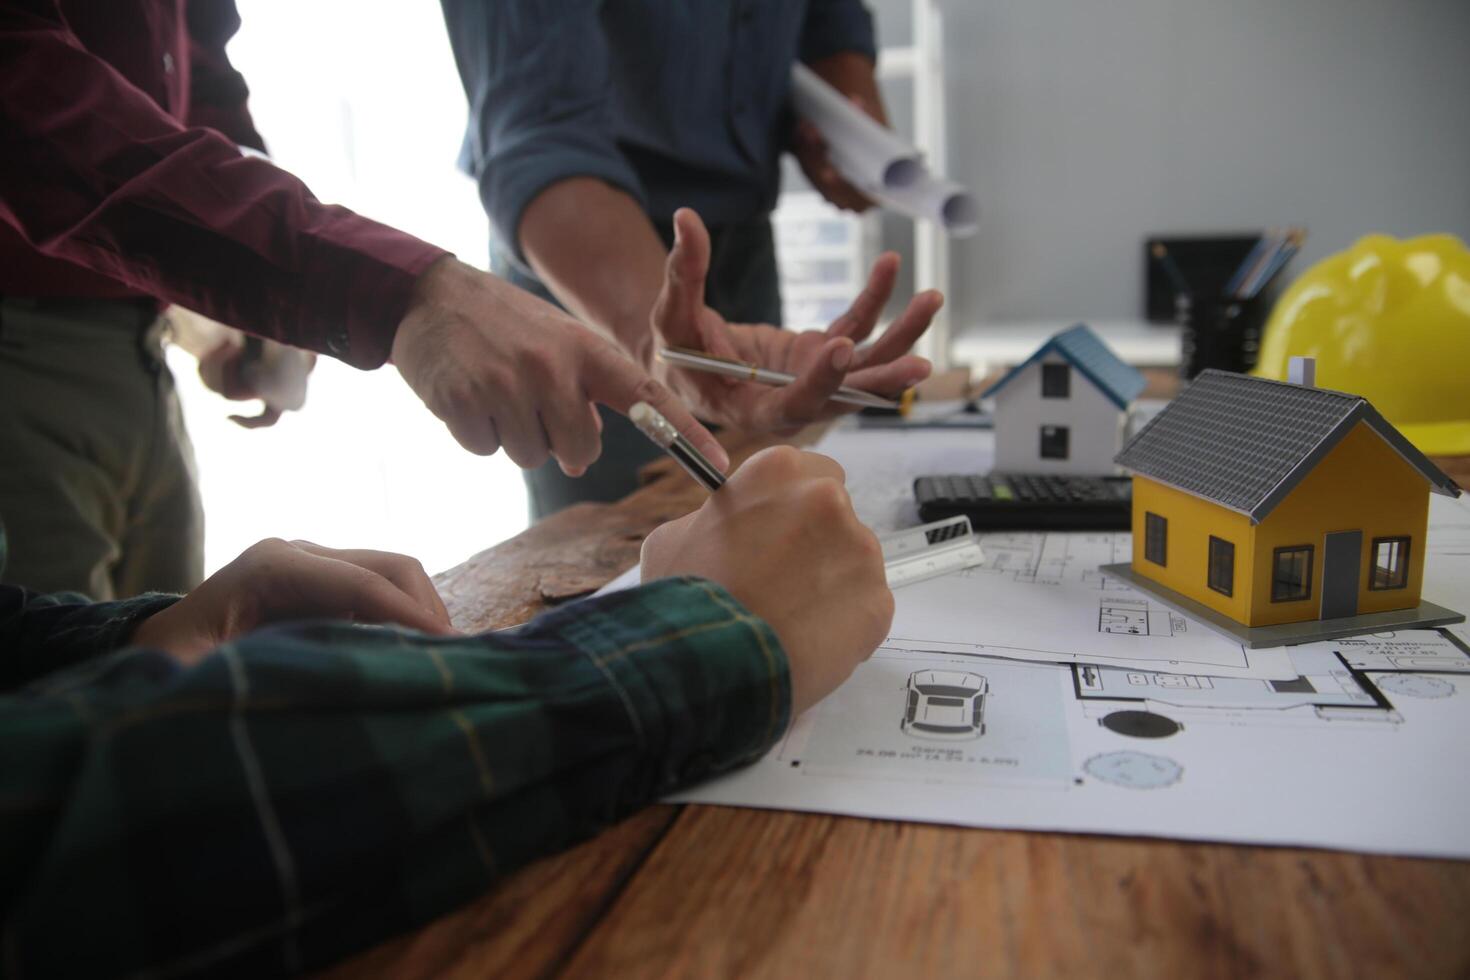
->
[595, 425, 1470, 857]
[1425, 493, 1470, 608]
[814, 422, 1296, 679]
[885, 532, 1298, 680]
[673, 641, 1470, 859]
[1316, 627, 1470, 673]
[594, 564, 642, 597]
[813, 421, 988, 533]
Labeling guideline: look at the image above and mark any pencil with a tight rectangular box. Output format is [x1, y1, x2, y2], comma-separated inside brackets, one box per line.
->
[1150, 242, 1192, 299]
[658, 347, 901, 411]
[628, 401, 726, 493]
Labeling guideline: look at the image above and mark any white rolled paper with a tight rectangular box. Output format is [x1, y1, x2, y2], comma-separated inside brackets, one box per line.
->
[791, 63, 922, 193]
[789, 64, 979, 238]
[872, 177, 980, 238]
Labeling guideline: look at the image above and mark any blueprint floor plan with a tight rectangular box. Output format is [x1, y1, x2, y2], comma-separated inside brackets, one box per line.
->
[675, 632, 1470, 858]
[629, 424, 1470, 857]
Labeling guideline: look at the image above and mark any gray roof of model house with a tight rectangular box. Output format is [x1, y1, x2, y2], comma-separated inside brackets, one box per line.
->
[980, 323, 1147, 410]
[1114, 370, 1461, 523]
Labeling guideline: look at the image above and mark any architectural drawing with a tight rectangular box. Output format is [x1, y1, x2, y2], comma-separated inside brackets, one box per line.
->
[1323, 628, 1470, 673]
[1098, 597, 1183, 636]
[1072, 648, 1380, 712]
[901, 670, 989, 740]
[1083, 751, 1183, 789]
[1097, 710, 1183, 738]
[782, 653, 1075, 788]
[668, 413, 1470, 858]
[1375, 674, 1456, 699]
[965, 530, 1131, 587]
[672, 640, 1470, 858]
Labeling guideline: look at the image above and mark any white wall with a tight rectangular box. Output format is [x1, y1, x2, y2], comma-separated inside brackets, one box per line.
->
[882, 0, 1470, 329]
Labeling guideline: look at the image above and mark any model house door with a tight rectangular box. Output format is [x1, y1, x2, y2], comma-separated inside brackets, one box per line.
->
[1320, 530, 1363, 619]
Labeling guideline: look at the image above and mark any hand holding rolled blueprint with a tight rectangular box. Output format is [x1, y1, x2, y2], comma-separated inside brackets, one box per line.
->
[790, 64, 978, 237]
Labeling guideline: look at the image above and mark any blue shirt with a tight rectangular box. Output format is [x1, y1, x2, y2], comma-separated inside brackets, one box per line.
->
[441, 1, 876, 261]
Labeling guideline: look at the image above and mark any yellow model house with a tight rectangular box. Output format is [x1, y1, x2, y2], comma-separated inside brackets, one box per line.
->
[1107, 362, 1463, 645]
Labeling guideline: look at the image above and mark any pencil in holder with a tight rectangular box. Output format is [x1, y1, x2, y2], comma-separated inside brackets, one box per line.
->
[1178, 294, 1265, 379]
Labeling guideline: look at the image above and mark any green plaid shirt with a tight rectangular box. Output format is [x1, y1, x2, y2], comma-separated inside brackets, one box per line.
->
[0, 526, 790, 977]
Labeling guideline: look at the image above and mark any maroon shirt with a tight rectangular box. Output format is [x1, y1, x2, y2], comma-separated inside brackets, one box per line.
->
[0, 0, 447, 368]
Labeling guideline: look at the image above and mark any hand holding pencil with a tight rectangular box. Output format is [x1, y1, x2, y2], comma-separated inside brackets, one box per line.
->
[651, 208, 940, 433]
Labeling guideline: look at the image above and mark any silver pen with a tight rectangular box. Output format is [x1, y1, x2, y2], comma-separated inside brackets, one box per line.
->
[658, 346, 901, 411]
[629, 401, 726, 492]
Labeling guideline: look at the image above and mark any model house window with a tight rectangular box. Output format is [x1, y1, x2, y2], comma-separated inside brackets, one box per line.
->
[1208, 536, 1235, 596]
[1039, 425, 1070, 459]
[1271, 545, 1314, 602]
[1370, 536, 1410, 590]
[1041, 363, 1071, 398]
[1144, 512, 1167, 566]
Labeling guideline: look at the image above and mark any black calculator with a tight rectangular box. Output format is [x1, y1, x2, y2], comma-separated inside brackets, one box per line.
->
[913, 473, 1133, 530]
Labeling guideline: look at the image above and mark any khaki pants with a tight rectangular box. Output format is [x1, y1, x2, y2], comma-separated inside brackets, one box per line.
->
[0, 298, 203, 599]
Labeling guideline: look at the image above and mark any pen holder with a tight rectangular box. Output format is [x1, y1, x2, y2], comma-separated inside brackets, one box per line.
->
[1178, 294, 1265, 379]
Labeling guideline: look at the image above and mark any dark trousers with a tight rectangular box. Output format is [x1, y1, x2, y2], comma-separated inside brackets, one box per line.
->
[491, 215, 782, 522]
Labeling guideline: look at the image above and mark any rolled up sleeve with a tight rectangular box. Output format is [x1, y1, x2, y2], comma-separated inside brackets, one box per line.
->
[441, 0, 647, 262]
[800, 0, 878, 63]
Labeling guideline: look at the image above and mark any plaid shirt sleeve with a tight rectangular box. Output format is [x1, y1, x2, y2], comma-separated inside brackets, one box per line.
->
[0, 585, 180, 690]
[0, 576, 790, 978]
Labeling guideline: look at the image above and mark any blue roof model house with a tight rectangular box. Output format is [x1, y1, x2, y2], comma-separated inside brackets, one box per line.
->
[981, 323, 1146, 476]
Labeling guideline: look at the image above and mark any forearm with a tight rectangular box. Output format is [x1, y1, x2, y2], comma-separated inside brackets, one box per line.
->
[807, 50, 886, 125]
[519, 177, 669, 364]
[1, 578, 789, 975]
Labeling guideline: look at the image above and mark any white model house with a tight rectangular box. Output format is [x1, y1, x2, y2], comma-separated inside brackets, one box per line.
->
[981, 323, 1146, 476]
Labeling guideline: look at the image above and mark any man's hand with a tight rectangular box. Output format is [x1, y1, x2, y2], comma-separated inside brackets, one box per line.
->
[641, 446, 892, 715]
[653, 209, 940, 433]
[392, 256, 729, 476]
[197, 336, 316, 429]
[170, 308, 316, 429]
[790, 51, 889, 212]
[131, 539, 458, 665]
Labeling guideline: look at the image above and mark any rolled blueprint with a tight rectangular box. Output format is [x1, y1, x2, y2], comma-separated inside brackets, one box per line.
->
[872, 177, 979, 238]
[790, 64, 979, 238]
[791, 63, 923, 192]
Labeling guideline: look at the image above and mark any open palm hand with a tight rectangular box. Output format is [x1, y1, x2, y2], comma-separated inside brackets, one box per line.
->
[652, 209, 942, 433]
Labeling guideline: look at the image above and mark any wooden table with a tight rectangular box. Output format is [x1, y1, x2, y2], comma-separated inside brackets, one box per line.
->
[326, 384, 1470, 979]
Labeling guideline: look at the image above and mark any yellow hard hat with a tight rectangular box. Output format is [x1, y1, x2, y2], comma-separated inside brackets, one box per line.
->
[1256, 233, 1470, 456]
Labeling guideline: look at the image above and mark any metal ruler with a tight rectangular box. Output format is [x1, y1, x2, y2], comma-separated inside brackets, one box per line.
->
[880, 515, 985, 589]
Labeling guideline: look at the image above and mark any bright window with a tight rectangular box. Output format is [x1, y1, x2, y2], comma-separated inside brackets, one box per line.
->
[169, 1, 528, 577]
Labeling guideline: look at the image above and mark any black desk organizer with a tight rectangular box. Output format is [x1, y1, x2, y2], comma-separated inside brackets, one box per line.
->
[1176, 293, 1266, 379]
[1144, 233, 1296, 380]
